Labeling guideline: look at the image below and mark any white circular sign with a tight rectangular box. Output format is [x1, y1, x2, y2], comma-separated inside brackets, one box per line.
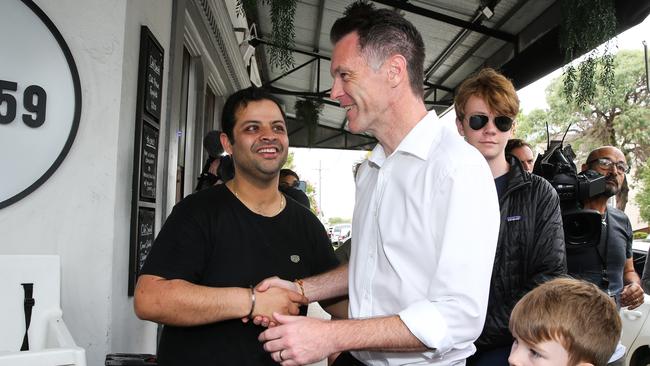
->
[0, 0, 81, 209]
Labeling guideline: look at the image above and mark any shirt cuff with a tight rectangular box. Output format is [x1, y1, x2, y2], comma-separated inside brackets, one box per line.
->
[398, 299, 452, 353]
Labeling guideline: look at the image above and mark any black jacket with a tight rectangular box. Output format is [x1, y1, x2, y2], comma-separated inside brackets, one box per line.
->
[475, 156, 567, 351]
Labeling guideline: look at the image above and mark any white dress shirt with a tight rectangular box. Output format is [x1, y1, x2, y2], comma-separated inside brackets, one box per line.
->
[349, 111, 500, 365]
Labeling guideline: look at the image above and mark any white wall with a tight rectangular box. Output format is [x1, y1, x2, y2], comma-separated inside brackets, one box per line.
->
[0, 0, 171, 364]
[111, 0, 173, 357]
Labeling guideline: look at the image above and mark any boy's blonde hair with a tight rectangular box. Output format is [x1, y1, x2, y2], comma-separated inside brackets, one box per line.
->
[509, 278, 621, 366]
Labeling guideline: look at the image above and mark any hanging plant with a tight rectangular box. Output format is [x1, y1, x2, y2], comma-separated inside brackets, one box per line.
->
[237, 0, 296, 72]
[295, 99, 324, 145]
[560, 0, 617, 107]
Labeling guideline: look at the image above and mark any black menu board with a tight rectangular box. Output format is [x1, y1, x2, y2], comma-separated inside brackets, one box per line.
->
[129, 26, 164, 296]
[136, 207, 155, 273]
[144, 44, 163, 120]
[139, 123, 158, 201]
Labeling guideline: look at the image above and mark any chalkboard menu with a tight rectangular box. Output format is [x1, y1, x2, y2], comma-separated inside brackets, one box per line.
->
[136, 207, 155, 273]
[129, 26, 164, 296]
[139, 123, 158, 200]
[144, 44, 163, 120]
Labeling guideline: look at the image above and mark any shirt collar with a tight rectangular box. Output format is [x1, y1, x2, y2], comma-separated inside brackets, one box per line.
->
[368, 111, 440, 168]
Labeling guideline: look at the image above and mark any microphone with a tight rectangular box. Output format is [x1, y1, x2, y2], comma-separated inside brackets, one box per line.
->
[203, 130, 223, 158]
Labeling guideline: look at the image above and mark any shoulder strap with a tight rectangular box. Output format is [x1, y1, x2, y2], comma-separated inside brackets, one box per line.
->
[21, 283, 35, 351]
[595, 212, 610, 294]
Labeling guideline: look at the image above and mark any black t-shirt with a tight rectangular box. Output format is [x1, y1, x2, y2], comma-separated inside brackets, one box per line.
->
[494, 173, 509, 199]
[140, 184, 338, 366]
[567, 207, 633, 301]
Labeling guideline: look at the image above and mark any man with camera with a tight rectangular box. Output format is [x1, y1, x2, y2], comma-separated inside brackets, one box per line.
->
[566, 146, 642, 365]
[572, 146, 643, 308]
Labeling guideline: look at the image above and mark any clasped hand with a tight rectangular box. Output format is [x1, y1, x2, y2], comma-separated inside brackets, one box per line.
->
[243, 276, 307, 327]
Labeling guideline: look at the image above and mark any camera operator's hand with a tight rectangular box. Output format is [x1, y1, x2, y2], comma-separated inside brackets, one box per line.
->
[621, 282, 644, 309]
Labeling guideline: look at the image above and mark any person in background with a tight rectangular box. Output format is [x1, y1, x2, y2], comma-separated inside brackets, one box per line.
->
[569, 146, 642, 365]
[134, 87, 338, 365]
[279, 168, 300, 189]
[508, 278, 621, 366]
[505, 138, 535, 173]
[195, 130, 234, 191]
[256, 2, 500, 365]
[455, 68, 566, 366]
[279, 168, 311, 209]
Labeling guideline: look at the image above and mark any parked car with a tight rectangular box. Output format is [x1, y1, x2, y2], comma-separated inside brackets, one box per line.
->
[330, 223, 351, 249]
[621, 239, 650, 365]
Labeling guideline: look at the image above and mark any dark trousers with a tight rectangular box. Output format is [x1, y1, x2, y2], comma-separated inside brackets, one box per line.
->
[331, 352, 366, 366]
[466, 346, 510, 366]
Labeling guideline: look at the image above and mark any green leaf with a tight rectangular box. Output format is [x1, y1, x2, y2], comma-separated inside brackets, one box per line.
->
[521, 50, 650, 213]
[560, 0, 617, 108]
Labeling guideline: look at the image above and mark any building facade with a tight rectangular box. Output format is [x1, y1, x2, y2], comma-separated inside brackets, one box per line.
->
[0, 0, 254, 364]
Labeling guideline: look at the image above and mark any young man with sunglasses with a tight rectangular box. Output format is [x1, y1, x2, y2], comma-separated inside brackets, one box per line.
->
[572, 147, 641, 365]
[455, 68, 567, 366]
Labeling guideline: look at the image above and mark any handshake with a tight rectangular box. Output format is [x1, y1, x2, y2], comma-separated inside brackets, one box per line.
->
[243, 276, 307, 328]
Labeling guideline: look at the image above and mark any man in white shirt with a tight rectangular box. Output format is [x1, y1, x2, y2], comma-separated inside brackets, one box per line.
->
[257, 2, 500, 365]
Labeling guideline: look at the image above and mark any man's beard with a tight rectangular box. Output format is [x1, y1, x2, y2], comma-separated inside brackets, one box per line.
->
[602, 175, 619, 197]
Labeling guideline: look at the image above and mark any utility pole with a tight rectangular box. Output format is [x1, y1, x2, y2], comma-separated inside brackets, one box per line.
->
[641, 40, 650, 94]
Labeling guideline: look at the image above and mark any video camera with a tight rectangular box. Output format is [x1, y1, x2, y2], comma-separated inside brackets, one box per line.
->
[533, 139, 606, 249]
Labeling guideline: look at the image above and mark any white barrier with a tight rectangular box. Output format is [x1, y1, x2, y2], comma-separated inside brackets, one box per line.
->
[0, 255, 86, 366]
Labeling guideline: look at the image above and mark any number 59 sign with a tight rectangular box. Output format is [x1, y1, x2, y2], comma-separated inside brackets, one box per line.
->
[0, 0, 81, 209]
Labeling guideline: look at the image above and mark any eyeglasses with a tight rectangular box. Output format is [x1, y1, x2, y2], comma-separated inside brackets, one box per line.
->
[466, 114, 513, 132]
[587, 157, 630, 174]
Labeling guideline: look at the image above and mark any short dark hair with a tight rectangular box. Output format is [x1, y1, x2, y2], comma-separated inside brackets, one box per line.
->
[505, 138, 532, 155]
[221, 87, 286, 143]
[330, 1, 425, 98]
[280, 168, 299, 181]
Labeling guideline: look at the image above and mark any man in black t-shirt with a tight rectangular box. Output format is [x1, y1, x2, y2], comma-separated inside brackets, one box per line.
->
[134, 87, 338, 366]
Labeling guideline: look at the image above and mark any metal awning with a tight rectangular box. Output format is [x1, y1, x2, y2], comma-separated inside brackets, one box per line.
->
[244, 0, 650, 150]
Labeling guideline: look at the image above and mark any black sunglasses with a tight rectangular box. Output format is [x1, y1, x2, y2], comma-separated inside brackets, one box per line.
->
[467, 114, 513, 132]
